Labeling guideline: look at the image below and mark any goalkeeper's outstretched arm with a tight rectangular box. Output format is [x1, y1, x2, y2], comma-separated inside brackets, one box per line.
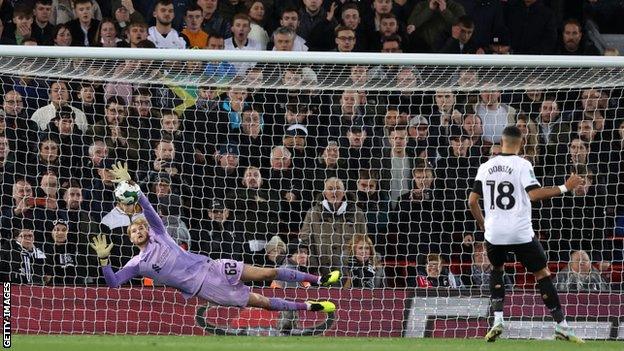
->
[90, 234, 139, 288]
[109, 161, 167, 236]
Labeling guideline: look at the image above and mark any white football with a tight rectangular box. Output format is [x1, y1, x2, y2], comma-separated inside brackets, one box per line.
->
[114, 181, 140, 205]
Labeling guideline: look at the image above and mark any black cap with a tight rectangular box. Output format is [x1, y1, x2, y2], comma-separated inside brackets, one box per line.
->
[208, 198, 226, 210]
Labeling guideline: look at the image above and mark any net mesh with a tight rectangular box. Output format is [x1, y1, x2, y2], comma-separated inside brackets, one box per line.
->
[0, 53, 622, 338]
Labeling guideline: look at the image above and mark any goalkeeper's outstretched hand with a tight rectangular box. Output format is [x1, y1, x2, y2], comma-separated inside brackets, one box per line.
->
[90, 234, 113, 266]
[109, 161, 131, 183]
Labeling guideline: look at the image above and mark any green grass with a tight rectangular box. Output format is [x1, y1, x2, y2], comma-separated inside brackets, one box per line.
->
[8, 335, 623, 351]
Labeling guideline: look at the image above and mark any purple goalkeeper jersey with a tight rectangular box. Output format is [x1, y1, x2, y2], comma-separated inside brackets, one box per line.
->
[102, 193, 209, 299]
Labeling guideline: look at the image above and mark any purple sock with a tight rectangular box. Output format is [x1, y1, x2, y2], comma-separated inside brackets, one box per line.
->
[276, 268, 319, 284]
[268, 298, 308, 311]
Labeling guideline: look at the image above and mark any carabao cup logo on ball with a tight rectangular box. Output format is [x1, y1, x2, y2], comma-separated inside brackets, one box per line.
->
[114, 181, 140, 205]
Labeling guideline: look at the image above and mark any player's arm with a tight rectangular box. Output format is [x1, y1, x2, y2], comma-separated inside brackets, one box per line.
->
[527, 173, 584, 202]
[468, 181, 485, 232]
[109, 162, 167, 236]
[90, 234, 139, 288]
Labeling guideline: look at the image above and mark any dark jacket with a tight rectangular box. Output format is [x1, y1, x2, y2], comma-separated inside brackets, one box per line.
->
[504, 0, 556, 54]
[0, 240, 50, 285]
[67, 18, 101, 46]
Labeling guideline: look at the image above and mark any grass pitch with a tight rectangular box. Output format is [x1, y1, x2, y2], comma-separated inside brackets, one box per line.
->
[8, 335, 623, 351]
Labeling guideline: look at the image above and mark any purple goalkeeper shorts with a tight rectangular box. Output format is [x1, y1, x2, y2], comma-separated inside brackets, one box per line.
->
[196, 259, 250, 307]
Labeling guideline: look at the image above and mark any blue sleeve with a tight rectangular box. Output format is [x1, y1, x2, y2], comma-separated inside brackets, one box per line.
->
[137, 193, 167, 236]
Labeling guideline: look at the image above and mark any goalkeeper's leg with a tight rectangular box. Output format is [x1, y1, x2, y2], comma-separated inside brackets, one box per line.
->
[247, 292, 336, 313]
[240, 264, 341, 287]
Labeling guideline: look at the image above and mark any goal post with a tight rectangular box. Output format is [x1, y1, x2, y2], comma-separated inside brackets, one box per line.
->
[0, 46, 623, 339]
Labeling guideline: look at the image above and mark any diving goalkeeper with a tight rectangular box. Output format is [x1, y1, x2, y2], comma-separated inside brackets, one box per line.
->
[90, 162, 339, 313]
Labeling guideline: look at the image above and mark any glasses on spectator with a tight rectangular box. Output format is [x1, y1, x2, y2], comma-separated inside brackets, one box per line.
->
[337, 36, 356, 42]
[108, 107, 126, 114]
[134, 100, 152, 106]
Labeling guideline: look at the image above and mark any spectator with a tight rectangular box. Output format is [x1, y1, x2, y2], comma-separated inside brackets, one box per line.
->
[278, 6, 307, 51]
[263, 146, 313, 234]
[51, 0, 103, 26]
[299, 177, 367, 277]
[43, 219, 88, 285]
[464, 241, 512, 289]
[556, 19, 599, 56]
[340, 2, 369, 52]
[392, 164, 454, 259]
[198, 0, 230, 38]
[225, 166, 278, 264]
[283, 123, 314, 170]
[504, 0, 556, 54]
[95, 18, 120, 47]
[369, 13, 402, 52]
[154, 187, 190, 250]
[486, 34, 511, 55]
[111, 0, 146, 27]
[271, 241, 310, 331]
[0, 4, 34, 45]
[407, 0, 465, 51]
[429, 90, 460, 147]
[60, 180, 98, 238]
[31, 0, 54, 45]
[554, 250, 609, 292]
[380, 126, 414, 208]
[203, 143, 241, 200]
[515, 113, 541, 166]
[0, 220, 50, 285]
[475, 86, 516, 144]
[271, 26, 297, 51]
[264, 235, 287, 267]
[147, 0, 186, 49]
[298, 0, 337, 50]
[52, 23, 73, 46]
[546, 165, 610, 262]
[193, 198, 244, 261]
[344, 234, 385, 289]
[89, 96, 143, 164]
[2, 90, 39, 164]
[380, 34, 403, 53]
[354, 169, 388, 243]
[313, 139, 349, 195]
[224, 14, 264, 74]
[462, 113, 485, 154]
[67, 0, 101, 46]
[234, 106, 271, 168]
[454, 0, 506, 50]
[117, 20, 148, 48]
[246, 0, 269, 49]
[30, 81, 89, 133]
[408, 115, 436, 163]
[73, 83, 102, 124]
[439, 15, 478, 54]
[181, 3, 208, 49]
[340, 124, 380, 174]
[1, 179, 37, 240]
[42, 104, 89, 174]
[416, 253, 462, 288]
[334, 25, 356, 52]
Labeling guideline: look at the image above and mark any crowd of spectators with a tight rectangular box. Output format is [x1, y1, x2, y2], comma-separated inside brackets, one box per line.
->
[0, 0, 623, 290]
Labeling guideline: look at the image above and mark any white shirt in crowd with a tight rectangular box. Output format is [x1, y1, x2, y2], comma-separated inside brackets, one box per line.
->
[148, 27, 187, 49]
[475, 154, 541, 245]
[31, 104, 89, 132]
[224, 37, 264, 75]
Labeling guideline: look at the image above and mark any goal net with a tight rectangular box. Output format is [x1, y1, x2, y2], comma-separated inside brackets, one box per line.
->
[1, 47, 623, 339]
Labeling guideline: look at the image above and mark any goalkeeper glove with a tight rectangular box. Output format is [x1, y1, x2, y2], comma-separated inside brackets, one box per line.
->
[89, 234, 114, 266]
[109, 161, 132, 184]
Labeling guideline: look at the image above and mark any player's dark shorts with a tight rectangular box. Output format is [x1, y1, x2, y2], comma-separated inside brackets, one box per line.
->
[485, 237, 548, 273]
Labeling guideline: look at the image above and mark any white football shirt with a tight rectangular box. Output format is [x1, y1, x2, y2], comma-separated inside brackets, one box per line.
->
[473, 154, 541, 245]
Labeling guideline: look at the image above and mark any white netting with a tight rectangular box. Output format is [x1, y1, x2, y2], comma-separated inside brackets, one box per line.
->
[0, 50, 623, 338]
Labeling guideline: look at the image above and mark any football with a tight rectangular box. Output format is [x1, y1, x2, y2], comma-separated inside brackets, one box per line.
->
[114, 181, 140, 205]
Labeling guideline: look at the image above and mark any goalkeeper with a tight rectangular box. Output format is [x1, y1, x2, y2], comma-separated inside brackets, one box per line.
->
[90, 162, 339, 313]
